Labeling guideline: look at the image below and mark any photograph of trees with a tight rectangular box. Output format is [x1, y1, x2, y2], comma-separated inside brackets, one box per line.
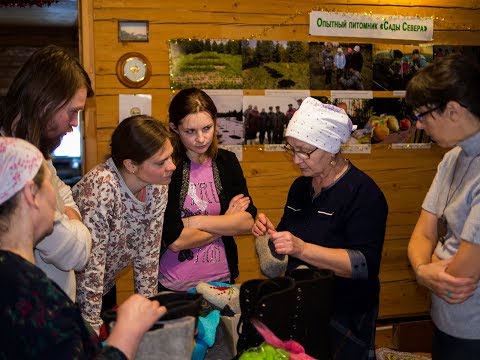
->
[242, 40, 310, 89]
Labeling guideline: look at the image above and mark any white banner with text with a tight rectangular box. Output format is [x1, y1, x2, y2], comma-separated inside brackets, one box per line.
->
[309, 12, 433, 41]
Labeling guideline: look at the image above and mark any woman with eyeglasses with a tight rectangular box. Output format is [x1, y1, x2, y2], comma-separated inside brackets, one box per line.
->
[252, 97, 388, 360]
[72, 115, 175, 333]
[406, 54, 480, 359]
[159, 88, 256, 291]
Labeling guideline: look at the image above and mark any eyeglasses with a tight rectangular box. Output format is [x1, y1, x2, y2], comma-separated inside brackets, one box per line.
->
[284, 143, 318, 160]
[413, 104, 444, 122]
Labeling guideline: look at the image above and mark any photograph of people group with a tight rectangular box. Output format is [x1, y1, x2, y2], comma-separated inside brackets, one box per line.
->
[242, 96, 305, 144]
[310, 42, 373, 90]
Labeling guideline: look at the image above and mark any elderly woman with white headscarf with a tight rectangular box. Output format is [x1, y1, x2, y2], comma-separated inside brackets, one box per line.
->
[252, 97, 388, 360]
[0, 137, 166, 359]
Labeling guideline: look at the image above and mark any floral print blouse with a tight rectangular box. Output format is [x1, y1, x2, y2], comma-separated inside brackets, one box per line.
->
[73, 158, 168, 332]
[0, 250, 126, 359]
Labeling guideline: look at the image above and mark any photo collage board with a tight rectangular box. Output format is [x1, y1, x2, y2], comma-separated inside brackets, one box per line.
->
[169, 39, 480, 146]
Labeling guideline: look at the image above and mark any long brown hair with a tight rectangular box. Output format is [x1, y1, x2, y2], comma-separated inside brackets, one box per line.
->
[406, 54, 480, 119]
[0, 45, 94, 158]
[168, 88, 218, 163]
[110, 115, 171, 169]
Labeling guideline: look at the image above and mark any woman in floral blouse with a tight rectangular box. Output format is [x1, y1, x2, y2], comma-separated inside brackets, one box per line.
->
[0, 137, 166, 359]
[73, 115, 176, 332]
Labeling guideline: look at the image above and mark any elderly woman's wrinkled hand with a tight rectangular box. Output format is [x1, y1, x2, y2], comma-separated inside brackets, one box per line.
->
[416, 260, 478, 304]
[252, 213, 275, 237]
[269, 230, 305, 258]
[114, 294, 167, 337]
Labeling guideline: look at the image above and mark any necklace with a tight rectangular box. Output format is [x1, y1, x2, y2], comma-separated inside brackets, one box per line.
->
[333, 159, 349, 182]
[312, 158, 350, 198]
[438, 152, 478, 243]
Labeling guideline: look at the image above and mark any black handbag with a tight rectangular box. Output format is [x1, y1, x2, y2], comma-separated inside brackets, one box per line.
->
[236, 268, 334, 360]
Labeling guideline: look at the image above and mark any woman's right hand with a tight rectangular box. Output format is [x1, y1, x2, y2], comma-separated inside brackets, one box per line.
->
[115, 294, 166, 335]
[252, 213, 275, 237]
[416, 260, 477, 304]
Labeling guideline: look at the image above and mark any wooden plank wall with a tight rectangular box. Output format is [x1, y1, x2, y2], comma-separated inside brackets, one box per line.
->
[81, 0, 479, 319]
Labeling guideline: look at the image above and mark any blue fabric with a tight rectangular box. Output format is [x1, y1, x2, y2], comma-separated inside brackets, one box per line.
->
[191, 310, 220, 360]
[190, 282, 231, 359]
[188, 281, 233, 294]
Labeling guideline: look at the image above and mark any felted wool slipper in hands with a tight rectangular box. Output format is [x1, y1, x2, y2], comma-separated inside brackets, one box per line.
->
[196, 282, 241, 314]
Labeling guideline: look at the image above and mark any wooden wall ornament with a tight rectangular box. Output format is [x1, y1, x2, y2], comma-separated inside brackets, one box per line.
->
[116, 52, 151, 88]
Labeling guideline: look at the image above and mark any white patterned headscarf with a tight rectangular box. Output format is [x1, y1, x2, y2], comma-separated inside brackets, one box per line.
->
[285, 97, 352, 154]
[0, 137, 43, 205]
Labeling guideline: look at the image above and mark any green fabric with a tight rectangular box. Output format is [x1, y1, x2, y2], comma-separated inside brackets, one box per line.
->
[239, 343, 289, 360]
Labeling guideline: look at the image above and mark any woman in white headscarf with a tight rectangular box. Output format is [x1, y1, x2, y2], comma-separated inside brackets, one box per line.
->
[0, 137, 166, 359]
[252, 97, 388, 360]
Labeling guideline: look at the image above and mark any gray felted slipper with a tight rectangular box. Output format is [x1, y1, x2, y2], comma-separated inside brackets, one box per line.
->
[196, 282, 241, 314]
[135, 316, 196, 360]
[255, 235, 288, 278]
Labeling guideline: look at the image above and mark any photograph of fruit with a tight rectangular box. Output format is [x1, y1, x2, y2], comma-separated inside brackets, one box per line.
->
[368, 98, 430, 144]
[328, 97, 374, 144]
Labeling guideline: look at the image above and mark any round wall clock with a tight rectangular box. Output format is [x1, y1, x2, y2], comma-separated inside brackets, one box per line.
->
[116, 52, 152, 88]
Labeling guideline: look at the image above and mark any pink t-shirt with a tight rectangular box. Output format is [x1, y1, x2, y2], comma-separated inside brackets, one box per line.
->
[159, 159, 230, 290]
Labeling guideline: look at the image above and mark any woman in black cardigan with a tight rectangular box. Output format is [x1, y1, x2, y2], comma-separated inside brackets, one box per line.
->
[159, 88, 257, 291]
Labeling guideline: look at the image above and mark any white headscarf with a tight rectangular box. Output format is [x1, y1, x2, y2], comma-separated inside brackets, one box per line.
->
[285, 97, 352, 154]
[0, 137, 43, 205]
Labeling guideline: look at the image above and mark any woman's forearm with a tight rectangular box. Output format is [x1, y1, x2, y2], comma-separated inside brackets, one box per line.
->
[408, 234, 436, 274]
[168, 227, 219, 252]
[408, 210, 438, 274]
[299, 243, 352, 277]
[189, 212, 254, 236]
[446, 240, 480, 281]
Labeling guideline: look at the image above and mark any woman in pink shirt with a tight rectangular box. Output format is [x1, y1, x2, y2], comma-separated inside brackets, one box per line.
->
[159, 88, 257, 291]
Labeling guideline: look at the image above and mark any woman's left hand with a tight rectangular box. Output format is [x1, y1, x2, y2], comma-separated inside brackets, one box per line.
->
[268, 230, 305, 258]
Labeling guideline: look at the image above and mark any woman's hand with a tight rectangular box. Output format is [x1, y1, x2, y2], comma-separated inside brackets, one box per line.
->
[252, 213, 275, 237]
[416, 260, 477, 304]
[115, 294, 167, 336]
[225, 194, 250, 214]
[268, 230, 305, 258]
[106, 294, 167, 359]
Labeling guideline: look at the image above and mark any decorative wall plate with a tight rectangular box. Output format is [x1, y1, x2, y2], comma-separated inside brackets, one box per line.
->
[116, 52, 151, 88]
